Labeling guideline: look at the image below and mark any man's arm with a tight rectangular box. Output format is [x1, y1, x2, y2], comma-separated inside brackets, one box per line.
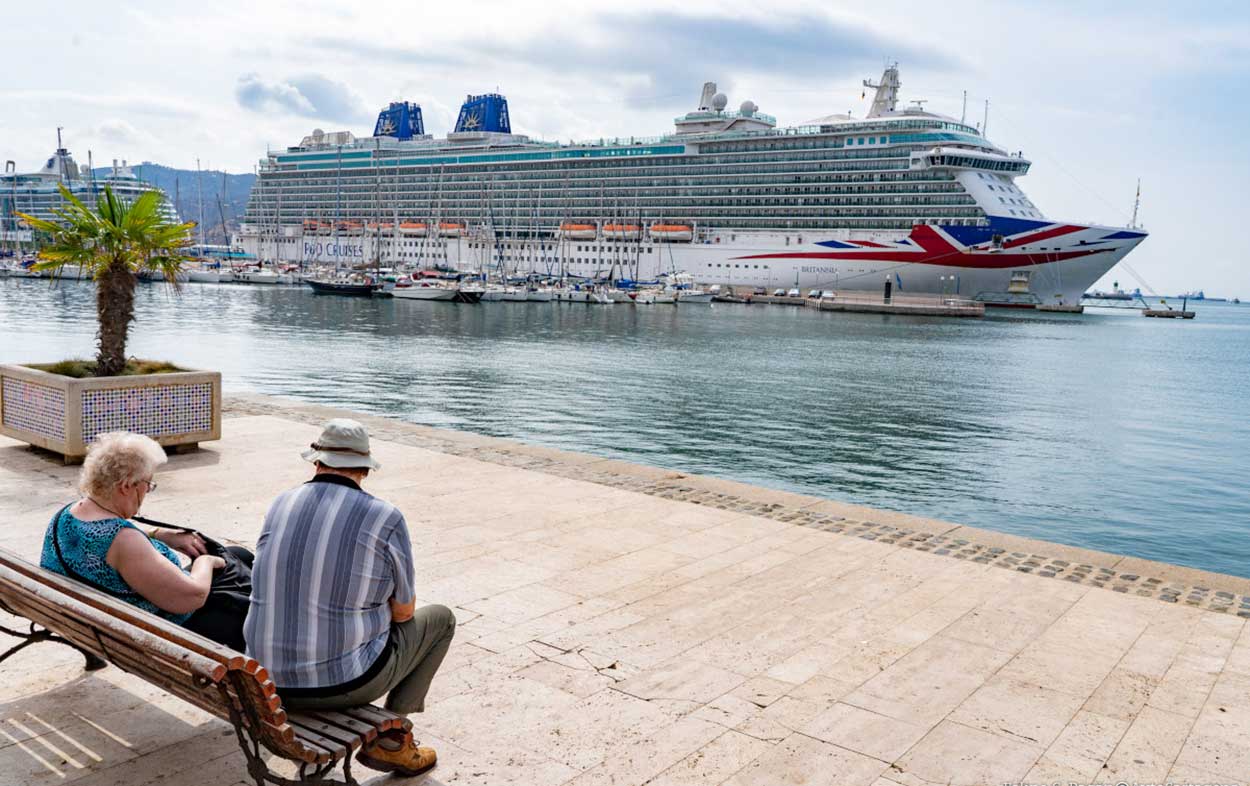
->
[384, 512, 417, 623]
[389, 597, 416, 623]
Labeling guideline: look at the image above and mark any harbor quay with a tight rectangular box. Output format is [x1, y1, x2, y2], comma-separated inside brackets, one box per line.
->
[2, 394, 1248, 786]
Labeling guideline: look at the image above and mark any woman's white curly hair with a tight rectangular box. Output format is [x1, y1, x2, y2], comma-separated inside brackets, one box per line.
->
[79, 432, 168, 499]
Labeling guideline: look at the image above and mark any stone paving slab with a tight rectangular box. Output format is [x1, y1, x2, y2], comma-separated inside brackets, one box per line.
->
[0, 395, 1246, 786]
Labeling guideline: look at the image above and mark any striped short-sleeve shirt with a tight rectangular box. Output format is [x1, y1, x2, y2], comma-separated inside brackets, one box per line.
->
[243, 474, 415, 689]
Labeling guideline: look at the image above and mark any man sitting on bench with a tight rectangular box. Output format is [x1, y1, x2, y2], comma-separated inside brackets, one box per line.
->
[244, 419, 455, 777]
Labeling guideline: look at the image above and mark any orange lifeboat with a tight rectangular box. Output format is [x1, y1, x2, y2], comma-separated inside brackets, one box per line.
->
[603, 224, 641, 240]
[438, 222, 466, 237]
[367, 222, 394, 234]
[302, 218, 319, 232]
[560, 222, 597, 240]
[650, 223, 693, 242]
[399, 221, 428, 236]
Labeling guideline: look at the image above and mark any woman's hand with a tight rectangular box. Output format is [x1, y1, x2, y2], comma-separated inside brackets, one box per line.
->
[192, 554, 226, 573]
[108, 529, 218, 615]
[155, 530, 209, 558]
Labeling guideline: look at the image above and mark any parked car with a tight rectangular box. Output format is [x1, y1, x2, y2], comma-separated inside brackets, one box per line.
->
[820, 290, 836, 299]
[787, 288, 801, 298]
[807, 289, 822, 299]
[772, 288, 787, 296]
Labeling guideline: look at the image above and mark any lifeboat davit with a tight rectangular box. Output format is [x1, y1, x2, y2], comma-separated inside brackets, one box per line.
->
[399, 221, 428, 236]
[650, 223, 693, 242]
[438, 222, 466, 237]
[603, 224, 641, 240]
[560, 222, 597, 240]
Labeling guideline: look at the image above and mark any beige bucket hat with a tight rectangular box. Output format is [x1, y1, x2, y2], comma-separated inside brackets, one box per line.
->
[301, 419, 382, 470]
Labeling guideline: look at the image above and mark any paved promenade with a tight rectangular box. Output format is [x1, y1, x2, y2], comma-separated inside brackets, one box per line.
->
[1, 394, 1248, 786]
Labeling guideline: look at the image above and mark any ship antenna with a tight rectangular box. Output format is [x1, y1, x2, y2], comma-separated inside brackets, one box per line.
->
[1129, 178, 1141, 229]
[982, 100, 989, 137]
[960, 90, 967, 125]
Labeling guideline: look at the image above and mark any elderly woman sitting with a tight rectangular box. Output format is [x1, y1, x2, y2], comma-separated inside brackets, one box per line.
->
[40, 431, 252, 649]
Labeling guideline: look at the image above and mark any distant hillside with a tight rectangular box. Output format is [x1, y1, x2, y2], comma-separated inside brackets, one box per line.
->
[94, 163, 255, 245]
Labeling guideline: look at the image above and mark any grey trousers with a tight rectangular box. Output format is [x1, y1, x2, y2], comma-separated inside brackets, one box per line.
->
[283, 604, 456, 714]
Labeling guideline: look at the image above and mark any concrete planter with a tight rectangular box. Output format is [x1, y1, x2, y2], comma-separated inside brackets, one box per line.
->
[0, 364, 221, 463]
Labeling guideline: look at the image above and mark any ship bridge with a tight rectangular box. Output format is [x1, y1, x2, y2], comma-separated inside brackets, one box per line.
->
[912, 147, 1031, 175]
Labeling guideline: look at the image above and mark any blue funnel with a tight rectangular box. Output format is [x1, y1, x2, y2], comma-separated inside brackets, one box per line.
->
[455, 93, 510, 133]
[373, 102, 425, 139]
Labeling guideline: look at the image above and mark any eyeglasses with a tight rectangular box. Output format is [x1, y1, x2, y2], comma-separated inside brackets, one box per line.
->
[142, 479, 158, 493]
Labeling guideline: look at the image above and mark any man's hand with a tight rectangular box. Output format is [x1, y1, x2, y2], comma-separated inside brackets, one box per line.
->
[389, 597, 416, 623]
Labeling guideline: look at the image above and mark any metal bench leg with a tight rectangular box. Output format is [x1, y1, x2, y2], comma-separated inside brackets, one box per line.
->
[215, 681, 357, 786]
[0, 621, 108, 672]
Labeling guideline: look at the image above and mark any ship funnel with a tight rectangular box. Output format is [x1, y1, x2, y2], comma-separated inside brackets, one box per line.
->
[373, 101, 425, 140]
[454, 93, 511, 134]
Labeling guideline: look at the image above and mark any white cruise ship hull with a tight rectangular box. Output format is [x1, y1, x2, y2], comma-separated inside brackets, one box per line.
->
[243, 218, 1140, 307]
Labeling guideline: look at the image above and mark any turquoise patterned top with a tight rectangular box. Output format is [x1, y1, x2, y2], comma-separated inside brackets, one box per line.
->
[40, 506, 193, 624]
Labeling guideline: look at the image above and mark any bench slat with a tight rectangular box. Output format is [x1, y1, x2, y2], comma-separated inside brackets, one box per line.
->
[302, 711, 381, 744]
[340, 704, 412, 733]
[288, 715, 368, 751]
[284, 719, 350, 760]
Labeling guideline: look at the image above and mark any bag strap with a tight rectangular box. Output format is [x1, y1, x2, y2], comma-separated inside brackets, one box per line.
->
[132, 514, 197, 534]
[51, 504, 143, 602]
[133, 514, 225, 557]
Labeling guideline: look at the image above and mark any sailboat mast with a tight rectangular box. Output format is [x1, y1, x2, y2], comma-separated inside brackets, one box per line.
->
[195, 158, 205, 251]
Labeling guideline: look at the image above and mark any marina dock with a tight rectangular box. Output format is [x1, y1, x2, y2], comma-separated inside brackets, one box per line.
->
[2, 393, 1247, 786]
[736, 289, 985, 317]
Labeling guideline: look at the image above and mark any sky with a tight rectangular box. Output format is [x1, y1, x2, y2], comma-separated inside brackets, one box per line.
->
[3, 0, 1248, 296]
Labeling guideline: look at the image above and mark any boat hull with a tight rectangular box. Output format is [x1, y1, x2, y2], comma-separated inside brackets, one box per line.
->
[307, 280, 377, 297]
[676, 292, 713, 304]
[392, 286, 456, 301]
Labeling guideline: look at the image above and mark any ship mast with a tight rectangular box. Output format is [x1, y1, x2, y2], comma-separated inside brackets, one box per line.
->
[1129, 179, 1141, 229]
[862, 64, 900, 118]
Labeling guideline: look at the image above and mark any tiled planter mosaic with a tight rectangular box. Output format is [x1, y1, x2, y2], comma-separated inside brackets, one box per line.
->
[0, 364, 221, 462]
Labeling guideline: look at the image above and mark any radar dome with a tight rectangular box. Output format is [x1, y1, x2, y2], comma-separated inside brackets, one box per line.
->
[740, 100, 758, 116]
[312, 128, 325, 139]
[711, 93, 728, 112]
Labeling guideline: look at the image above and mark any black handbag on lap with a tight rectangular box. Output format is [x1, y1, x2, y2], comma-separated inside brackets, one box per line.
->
[133, 515, 253, 613]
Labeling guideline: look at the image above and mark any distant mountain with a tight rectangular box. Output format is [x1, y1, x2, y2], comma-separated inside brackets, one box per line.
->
[93, 163, 255, 245]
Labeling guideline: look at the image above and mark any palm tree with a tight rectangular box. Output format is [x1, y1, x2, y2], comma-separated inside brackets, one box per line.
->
[17, 184, 196, 377]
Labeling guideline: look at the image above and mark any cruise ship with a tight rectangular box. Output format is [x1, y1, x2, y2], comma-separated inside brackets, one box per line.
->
[2, 132, 179, 248]
[238, 66, 1146, 306]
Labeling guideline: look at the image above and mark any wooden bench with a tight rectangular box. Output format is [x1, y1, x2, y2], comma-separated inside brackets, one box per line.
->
[0, 547, 411, 786]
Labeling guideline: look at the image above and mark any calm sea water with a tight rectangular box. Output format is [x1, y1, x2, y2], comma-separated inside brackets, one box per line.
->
[3, 278, 1249, 578]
